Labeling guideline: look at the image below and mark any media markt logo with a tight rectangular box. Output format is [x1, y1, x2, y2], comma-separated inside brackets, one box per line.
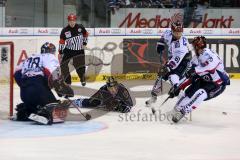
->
[201, 14, 234, 28]
[119, 12, 172, 28]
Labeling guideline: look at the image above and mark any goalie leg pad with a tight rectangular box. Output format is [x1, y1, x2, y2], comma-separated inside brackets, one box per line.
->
[29, 102, 70, 125]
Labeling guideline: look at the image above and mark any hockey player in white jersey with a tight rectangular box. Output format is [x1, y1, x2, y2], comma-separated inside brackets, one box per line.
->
[146, 20, 191, 106]
[168, 36, 230, 123]
[14, 42, 73, 124]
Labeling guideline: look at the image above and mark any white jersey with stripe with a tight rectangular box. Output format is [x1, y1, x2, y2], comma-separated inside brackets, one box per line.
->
[161, 30, 190, 70]
[19, 53, 59, 78]
[194, 48, 228, 85]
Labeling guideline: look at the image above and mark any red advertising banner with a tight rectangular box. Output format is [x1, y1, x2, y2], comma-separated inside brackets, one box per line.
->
[111, 8, 240, 28]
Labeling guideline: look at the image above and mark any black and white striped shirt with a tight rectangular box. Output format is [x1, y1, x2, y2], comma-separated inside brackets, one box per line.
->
[59, 24, 88, 53]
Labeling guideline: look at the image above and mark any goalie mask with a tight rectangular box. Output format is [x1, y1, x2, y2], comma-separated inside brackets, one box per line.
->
[41, 42, 56, 54]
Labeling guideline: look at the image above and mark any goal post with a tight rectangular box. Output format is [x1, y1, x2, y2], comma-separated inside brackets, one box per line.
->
[0, 41, 14, 118]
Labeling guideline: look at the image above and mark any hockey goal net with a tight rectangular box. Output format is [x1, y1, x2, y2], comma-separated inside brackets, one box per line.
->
[0, 42, 14, 119]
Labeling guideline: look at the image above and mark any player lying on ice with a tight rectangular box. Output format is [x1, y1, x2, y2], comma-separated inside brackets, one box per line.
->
[14, 42, 132, 124]
[27, 76, 133, 125]
[168, 36, 230, 123]
[73, 76, 133, 113]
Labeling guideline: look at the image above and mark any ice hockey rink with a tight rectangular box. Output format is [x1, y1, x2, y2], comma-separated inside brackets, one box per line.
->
[0, 79, 240, 160]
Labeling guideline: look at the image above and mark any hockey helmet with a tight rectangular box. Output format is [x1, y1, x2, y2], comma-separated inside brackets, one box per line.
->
[171, 20, 183, 39]
[41, 42, 56, 54]
[171, 20, 183, 32]
[192, 36, 207, 50]
[106, 76, 118, 87]
[68, 13, 77, 21]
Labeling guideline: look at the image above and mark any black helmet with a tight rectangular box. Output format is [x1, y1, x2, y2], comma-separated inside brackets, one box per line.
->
[41, 42, 56, 54]
[106, 76, 118, 87]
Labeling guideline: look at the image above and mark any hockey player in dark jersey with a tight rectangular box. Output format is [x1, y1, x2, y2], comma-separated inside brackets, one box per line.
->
[73, 76, 133, 113]
[59, 13, 88, 86]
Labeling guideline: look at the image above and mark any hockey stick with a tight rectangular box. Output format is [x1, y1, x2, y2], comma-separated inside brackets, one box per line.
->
[66, 98, 91, 120]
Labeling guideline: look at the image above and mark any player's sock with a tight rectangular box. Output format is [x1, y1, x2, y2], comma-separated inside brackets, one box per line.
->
[73, 99, 84, 107]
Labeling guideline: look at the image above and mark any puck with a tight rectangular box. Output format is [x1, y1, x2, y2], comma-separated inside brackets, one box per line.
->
[151, 108, 156, 115]
[85, 114, 91, 120]
[222, 112, 227, 115]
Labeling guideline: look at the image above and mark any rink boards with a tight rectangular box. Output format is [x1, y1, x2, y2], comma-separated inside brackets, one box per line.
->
[0, 28, 240, 81]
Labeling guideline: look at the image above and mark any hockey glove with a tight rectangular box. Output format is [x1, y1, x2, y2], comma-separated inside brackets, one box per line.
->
[159, 64, 171, 80]
[114, 100, 132, 113]
[52, 78, 74, 97]
[156, 39, 165, 55]
[168, 85, 180, 98]
[83, 42, 87, 46]
[185, 66, 197, 79]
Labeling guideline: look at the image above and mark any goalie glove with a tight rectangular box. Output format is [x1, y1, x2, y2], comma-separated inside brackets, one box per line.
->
[51, 77, 74, 97]
[49, 67, 74, 97]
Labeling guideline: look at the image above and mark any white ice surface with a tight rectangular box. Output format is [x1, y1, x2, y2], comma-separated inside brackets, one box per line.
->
[0, 80, 240, 160]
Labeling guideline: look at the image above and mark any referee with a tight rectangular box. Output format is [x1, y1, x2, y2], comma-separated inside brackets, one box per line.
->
[59, 13, 88, 86]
